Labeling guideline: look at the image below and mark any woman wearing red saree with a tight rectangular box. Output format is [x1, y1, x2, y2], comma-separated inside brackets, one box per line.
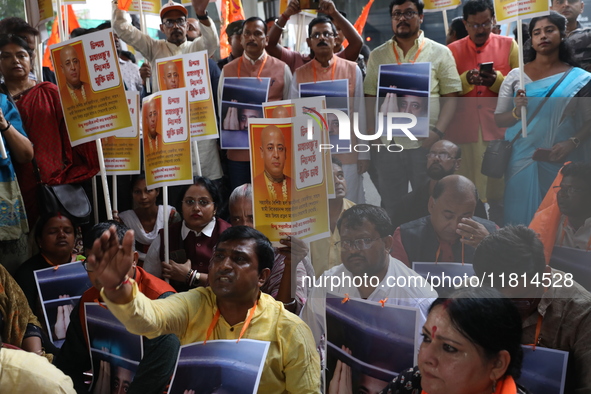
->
[0, 34, 99, 228]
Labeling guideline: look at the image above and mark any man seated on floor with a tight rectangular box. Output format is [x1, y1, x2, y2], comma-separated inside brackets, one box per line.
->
[473, 225, 591, 393]
[54, 221, 180, 394]
[301, 204, 437, 369]
[530, 162, 591, 258]
[391, 174, 497, 267]
[390, 139, 488, 228]
[85, 225, 321, 393]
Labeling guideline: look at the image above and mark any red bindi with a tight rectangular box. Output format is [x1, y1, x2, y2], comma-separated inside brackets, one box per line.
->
[432, 325, 437, 337]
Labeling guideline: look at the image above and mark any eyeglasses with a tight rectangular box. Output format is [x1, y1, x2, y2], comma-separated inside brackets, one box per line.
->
[426, 152, 455, 160]
[335, 237, 382, 251]
[163, 18, 187, 28]
[310, 31, 335, 40]
[82, 260, 93, 272]
[553, 185, 590, 196]
[466, 21, 493, 30]
[391, 11, 419, 20]
[183, 198, 213, 207]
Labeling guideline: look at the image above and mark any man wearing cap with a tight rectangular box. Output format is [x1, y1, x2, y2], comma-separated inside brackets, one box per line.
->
[112, 0, 222, 181]
[218, 20, 245, 69]
[219, 17, 292, 190]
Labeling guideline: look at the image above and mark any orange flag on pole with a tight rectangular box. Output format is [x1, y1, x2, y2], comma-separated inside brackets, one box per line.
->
[118, 0, 134, 11]
[219, 0, 246, 58]
[42, 5, 81, 71]
[341, 0, 375, 48]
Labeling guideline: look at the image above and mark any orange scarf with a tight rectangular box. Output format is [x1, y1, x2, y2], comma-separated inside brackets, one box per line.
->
[421, 375, 518, 394]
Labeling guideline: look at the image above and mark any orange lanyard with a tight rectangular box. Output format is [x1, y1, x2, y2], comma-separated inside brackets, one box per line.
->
[312, 57, 337, 83]
[434, 242, 464, 264]
[204, 302, 258, 344]
[559, 217, 591, 251]
[525, 315, 544, 350]
[393, 38, 425, 65]
[237, 55, 268, 80]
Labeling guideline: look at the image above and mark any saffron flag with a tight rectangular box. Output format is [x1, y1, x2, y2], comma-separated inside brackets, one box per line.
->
[341, 0, 375, 48]
[42, 5, 80, 71]
[219, 0, 245, 58]
[118, 0, 134, 11]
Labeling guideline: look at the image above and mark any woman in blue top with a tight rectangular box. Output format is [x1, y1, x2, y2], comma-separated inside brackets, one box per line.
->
[495, 12, 591, 226]
[0, 91, 33, 272]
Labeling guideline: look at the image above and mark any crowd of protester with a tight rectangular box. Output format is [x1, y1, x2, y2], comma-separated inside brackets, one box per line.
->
[0, 0, 590, 392]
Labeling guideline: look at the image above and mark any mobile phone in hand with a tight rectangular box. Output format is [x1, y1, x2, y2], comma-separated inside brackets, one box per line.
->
[479, 62, 493, 75]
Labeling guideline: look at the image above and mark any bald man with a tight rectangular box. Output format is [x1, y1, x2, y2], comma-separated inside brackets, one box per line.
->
[59, 45, 89, 104]
[391, 175, 498, 267]
[143, 99, 161, 153]
[162, 61, 181, 90]
[252, 125, 292, 202]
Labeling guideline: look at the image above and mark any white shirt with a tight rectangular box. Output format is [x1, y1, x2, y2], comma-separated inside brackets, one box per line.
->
[300, 255, 437, 366]
[143, 219, 216, 278]
[119, 58, 143, 91]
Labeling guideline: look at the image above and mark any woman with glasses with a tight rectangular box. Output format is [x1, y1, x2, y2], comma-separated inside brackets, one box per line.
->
[118, 173, 180, 265]
[494, 12, 591, 226]
[143, 177, 230, 292]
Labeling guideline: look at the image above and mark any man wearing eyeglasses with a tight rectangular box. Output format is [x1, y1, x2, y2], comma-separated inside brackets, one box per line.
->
[364, 0, 461, 223]
[530, 162, 591, 254]
[55, 221, 180, 394]
[390, 139, 488, 228]
[390, 175, 497, 268]
[446, 0, 519, 226]
[111, 0, 221, 182]
[290, 16, 368, 204]
[301, 204, 437, 374]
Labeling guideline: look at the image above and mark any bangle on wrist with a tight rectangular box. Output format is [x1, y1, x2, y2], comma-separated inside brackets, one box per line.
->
[512, 107, 521, 120]
[283, 299, 296, 307]
[186, 269, 194, 285]
[275, 20, 287, 31]
[104, 275, 130, 291]
[196, 10, 208, 20]
[0, 121, 11, 133]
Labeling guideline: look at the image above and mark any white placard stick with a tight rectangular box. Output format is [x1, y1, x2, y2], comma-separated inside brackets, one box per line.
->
[96, 139, 113, 220]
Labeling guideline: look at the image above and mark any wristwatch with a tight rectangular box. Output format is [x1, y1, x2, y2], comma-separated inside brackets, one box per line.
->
[432, 127, 444, 139]
[569, 137, 581, 148]
[196, 10, 209, 20]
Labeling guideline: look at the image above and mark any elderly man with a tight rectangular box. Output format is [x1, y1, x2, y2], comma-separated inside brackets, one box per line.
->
[364, 0, 461, 221]
[391, 139, 487, 228]
[446, 0, 518, 224]
[112, 0, 220, 181]
[252, 125, 291, 202]
[473, 225, 591, 393]
[309, 156, 356, 276]
[290, 16, 367, 204]
[228, 184, 309, 313]
[85, 225, 321, 393]
[391, 175, 497, 266]
[219, 16, 292, 190]
[55, 221, 179, 394]
[59, 45, 89, 105]
[301, 204, 437, 371]
[186, 18, 201, 41]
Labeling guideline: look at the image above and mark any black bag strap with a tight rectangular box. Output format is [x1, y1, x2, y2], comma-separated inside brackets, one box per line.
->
[509, 67, 573, 146]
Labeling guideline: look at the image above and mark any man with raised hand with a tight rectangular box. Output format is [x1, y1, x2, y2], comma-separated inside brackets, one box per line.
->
[85, 225, 321, 393]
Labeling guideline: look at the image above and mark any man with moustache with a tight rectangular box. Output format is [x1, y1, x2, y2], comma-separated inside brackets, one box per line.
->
[290, 16, 367, 204]
[219, 17, 292, 190]
[390, 139, 487, 228]
[301, 204, 437, 371]
[447, 0, 518, 225]
[364, 0, 461, 221]
[112, 0, 221, 181]
[83, 225, 321, 393]
[390, 175, 497, 267]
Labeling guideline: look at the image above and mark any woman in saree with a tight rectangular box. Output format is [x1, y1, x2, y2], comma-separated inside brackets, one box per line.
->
[494, 12, 591, 226]
[0, 34, 99, 229]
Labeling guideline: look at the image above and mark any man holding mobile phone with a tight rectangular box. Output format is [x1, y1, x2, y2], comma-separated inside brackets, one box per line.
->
[446, 0, 519, 225]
